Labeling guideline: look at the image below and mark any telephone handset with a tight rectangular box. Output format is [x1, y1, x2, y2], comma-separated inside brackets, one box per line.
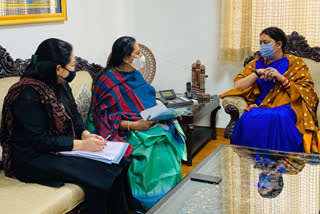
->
[158, 97, 168, 105]
[185, 82, 192, 98]
[185, 82, 197, 99]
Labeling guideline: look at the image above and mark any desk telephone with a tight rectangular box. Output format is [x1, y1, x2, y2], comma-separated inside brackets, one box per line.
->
[158, 89, 194, 108]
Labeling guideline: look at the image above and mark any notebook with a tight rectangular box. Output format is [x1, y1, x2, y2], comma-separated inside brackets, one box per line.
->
[60, 141, 129, 164]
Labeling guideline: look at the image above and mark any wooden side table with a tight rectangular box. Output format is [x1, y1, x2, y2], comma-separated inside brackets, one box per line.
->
[174, 95, 221, 166]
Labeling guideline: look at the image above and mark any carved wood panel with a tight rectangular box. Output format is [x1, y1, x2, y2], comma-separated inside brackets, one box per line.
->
[0, 45, 104, 80]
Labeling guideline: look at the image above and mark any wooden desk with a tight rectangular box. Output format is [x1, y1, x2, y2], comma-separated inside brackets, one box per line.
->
[175, 95, 221, 166]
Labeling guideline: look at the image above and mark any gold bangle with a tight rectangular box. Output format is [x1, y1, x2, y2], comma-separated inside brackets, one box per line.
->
[127, 120, 130, 131]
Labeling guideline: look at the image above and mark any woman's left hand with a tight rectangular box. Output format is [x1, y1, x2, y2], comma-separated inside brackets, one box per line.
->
[81, 130, 104, 141]
[264, 67, 285, 82]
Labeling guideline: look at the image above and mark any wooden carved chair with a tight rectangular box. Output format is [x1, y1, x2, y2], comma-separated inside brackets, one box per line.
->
[222, 31, 320, 139]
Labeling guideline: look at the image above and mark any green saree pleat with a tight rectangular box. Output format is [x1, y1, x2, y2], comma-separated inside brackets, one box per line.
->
[125, 121, 186, 209]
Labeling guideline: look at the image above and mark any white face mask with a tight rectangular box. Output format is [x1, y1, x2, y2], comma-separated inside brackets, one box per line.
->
[130, 55, 146, 70]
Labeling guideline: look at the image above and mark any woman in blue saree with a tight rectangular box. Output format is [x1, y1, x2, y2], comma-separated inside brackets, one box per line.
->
[220, 27, 319, 153]
[87, 36, 186, 210]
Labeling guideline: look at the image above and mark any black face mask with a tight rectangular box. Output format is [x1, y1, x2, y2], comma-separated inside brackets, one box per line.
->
[60, 67, 76, 83]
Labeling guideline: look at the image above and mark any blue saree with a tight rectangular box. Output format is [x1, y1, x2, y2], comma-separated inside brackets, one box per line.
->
[233, 57, 303, 152]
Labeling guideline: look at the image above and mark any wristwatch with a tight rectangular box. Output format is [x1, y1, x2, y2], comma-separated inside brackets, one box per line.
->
[254, 70, 261, 77]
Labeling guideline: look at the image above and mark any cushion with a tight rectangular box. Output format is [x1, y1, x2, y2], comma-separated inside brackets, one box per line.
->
[303, 58, 320, 120]
[0, 76, 20, 122]
[69, 71, 93, 122]
[74, 84, 92, 123]
[0, 77, 19, 167]
[69, 71, 92, 98]
[0, 171, 84, 214]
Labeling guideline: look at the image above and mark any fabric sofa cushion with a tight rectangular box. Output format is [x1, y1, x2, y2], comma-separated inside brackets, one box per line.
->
[303, 58, 320, 120]
[74, 84, 92, 123]
[0, 76, 20, 122]
[0, 76, 19, 164]
[0, 171, 84, 214]
[69, 71, 93, 122]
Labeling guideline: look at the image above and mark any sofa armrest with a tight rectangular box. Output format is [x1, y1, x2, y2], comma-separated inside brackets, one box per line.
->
[222, 96, 248, 116]
[222, 96, 248, 139]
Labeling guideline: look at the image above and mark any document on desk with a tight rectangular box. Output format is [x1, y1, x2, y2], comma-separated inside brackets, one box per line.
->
[140, 103, 191, 121]
[60, 141, 129, 164]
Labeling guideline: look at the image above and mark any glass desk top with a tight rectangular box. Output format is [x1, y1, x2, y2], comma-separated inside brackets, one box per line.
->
[148, 144, 320, 214]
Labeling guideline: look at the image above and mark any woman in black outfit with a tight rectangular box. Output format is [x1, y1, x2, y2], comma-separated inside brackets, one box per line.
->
[0, 38, 136, 214]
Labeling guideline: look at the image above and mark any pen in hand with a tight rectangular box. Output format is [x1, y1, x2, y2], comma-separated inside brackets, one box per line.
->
[104, 134, 111, 146]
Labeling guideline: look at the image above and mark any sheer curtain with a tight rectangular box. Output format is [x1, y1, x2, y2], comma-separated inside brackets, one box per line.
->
[219, 0, 253, 61]
[219, 0, 320, 61]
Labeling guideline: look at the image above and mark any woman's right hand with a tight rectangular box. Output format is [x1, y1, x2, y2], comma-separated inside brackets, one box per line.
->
[79, 137, 105, 152]
[132, 119, 157, 131]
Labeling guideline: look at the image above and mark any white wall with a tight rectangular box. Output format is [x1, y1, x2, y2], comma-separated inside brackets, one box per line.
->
[122, 0, 242, 128]
[0, 0, 243, 128]
[0, 0, 127, 66]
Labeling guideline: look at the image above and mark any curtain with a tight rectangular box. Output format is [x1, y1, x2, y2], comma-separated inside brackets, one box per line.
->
[219, 0, 320, 61]
[219, 0, 253, 61]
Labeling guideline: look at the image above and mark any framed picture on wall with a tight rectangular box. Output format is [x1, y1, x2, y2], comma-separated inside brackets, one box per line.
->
[0, 0, 67, 26]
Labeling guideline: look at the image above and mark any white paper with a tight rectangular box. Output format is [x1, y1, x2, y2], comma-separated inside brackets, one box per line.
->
[140, 103, 191, 121]
[60, 141, 129, 164]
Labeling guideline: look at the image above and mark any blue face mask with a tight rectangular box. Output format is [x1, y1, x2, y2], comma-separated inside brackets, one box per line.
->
[260, 43, 276, 59]
[61, 67, 76, 83]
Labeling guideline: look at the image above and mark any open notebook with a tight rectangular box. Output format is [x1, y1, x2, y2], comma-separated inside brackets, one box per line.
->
[60, 141, 129, 164]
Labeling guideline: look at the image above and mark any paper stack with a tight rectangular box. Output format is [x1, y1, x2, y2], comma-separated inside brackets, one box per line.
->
[140, 103, 191, 121]
[60, 141, 129, 164]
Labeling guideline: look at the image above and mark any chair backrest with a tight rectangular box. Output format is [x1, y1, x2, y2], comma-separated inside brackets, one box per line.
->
[139, 43, 157, 84]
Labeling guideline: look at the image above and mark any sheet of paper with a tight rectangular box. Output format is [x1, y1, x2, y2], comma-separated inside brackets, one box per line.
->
[60, 141, 129, 164]
[140, 103, 190, 121]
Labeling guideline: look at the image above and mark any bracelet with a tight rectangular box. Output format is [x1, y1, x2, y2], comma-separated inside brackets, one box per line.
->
[127, 120, 130, 131]
[284, 82, 291, 89]
[283, 80, 290, 88]
[282, 79, 289, 87]
[281, 78, 287, 84]
[254, 70, 261, 77]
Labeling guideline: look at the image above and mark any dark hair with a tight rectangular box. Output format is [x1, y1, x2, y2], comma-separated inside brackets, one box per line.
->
[92, 36, 136, 88]
[22, 38, 74, 117]
[107, 36, 136, 68]
[260, 27, 287, 53]
[22, 38, 73, 87]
